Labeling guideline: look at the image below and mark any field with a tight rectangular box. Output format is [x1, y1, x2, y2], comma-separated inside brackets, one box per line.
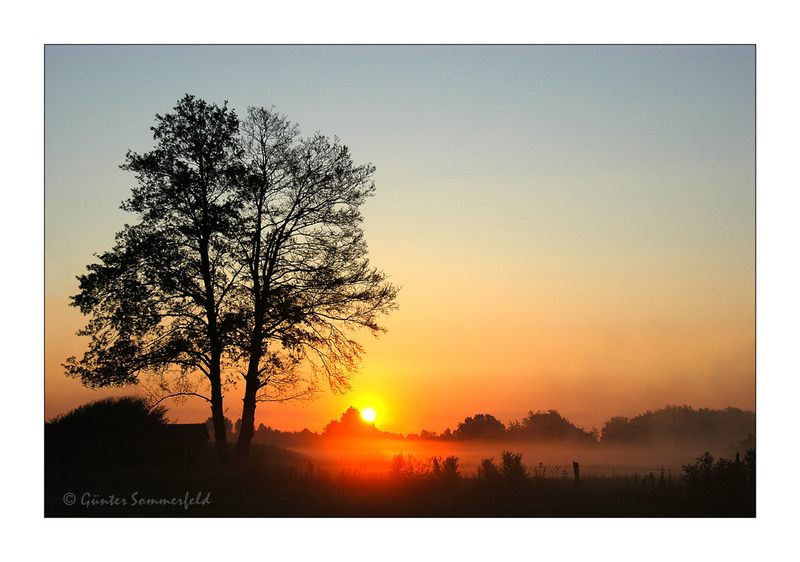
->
[45, 439, 755, 517]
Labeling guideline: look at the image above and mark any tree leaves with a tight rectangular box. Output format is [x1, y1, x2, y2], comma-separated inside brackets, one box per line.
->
[66, 96, 398, 419]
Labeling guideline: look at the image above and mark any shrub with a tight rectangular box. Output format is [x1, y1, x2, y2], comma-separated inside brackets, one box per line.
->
[476, 457, 502, 483]
[48, 396, 167, 431]
[390, 454, 424, 478]
[431, 455, 460, 483]
[500, 450, 527, 482]
[682, 449, 755, 514]
[46, 396, 170, 463]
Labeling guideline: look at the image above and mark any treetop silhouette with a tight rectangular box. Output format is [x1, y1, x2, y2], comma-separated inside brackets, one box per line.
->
[64, 94, 398, 463]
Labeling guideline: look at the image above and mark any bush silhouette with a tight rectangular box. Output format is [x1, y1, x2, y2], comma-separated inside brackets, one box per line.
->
[500, 450, 527, 482]
[47, 396, 167, 438]
[390, 454, 425, 478]
[431, 455, 461, 484]
[682, 449, 755, 514]
[46, 396, 169, 462]
[476, 457, 502, 483]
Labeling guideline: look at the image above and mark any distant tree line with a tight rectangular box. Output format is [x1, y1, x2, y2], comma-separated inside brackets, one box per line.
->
[45, 397, 755, 516]
[441, 410, 598, 443]
[599, 405, 755, 446]
[53, 398, 755, 454]
[56, 399, 752, 452]
[242, 404, 754, 448]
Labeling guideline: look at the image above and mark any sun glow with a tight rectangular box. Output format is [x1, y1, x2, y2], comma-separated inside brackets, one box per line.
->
[361, 407, 376, 423]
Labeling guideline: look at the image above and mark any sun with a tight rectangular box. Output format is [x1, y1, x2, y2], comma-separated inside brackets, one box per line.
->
[361, 407, 377, 423]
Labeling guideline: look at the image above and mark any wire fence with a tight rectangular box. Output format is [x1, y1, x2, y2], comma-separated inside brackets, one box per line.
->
[453, 459, 683, 478]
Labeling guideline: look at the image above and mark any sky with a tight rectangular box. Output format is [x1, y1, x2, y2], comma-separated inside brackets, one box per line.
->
[44, 45, 755, 434]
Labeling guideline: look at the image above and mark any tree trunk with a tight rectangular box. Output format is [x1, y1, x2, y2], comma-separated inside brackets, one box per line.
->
[198, 228, 228, 463]
[235, 294, 265, 463]
[236, 376, 259, 463]
[235, 324, 262, 463]
[209, 374, 228, 463]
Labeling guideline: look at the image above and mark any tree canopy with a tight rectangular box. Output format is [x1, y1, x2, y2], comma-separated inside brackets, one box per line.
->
[231, 106, 398, 459]
[65, 95, 398, 462]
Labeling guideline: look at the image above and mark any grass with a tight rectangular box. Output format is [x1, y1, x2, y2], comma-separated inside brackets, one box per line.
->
[45, 441, 754, 517]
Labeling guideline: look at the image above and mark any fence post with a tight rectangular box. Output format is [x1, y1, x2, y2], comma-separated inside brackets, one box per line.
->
[573, 461, 580, 486]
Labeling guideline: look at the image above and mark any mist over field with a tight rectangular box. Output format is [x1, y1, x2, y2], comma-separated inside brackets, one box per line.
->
[252, 405, 755, 477]
[45, 397, 756, 517]
[284, 438, 743, 477]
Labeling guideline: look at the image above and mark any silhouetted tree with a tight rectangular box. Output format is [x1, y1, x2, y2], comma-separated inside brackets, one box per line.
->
[508, 409, 597, 443]
[231, 106, 397, 461]
[64, 95, 243, 461]
[322, 407, 379, 438]
[476, 457, 502, 483]
[600, 405, 755, 446]
[431, 456, 460, 485]
[601, 416, 632, 442]
[500, 450, 528, 482]
[453, 413, 506, 439]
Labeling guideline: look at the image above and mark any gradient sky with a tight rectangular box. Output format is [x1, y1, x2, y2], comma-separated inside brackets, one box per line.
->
[45, 45, 754, 434]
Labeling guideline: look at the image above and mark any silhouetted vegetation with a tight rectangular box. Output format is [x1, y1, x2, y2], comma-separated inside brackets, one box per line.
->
[48, 396, 167, 429]
[231, 107, 398, 462]
[46, 400, 755, 516]
[65, 96, 244, 461]
[323, 407, 381, 438]
[682, 449, 755, 516]
[507, 410, 598, 443]
[500, 450, 528, 482]
[249, 406, 405, 447]
[252, 424, 321, 448]
[431, 456, 461, 485]
[46, 397, 196, 465]
[244, 405, 754, 451]
[47, 441, 755, 516]
[451, 414, 506, 439]
[600, 405, 754, 446]
[476, 457, 503, 484]
[64, 95, 397, 464]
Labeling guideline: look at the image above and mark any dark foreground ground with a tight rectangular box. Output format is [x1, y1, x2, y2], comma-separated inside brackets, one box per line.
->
[45, 440, 755, 517]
